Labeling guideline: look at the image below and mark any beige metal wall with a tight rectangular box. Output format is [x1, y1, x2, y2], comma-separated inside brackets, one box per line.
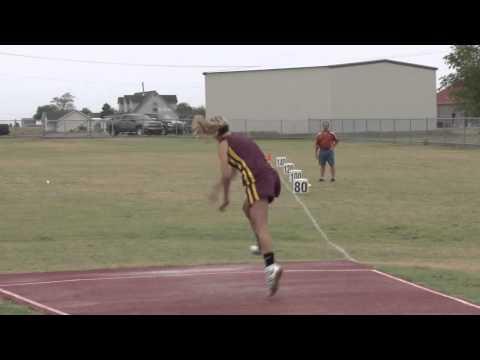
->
[205, 67, 332, 132]
[205, 62, 437, 133]
[329, 62, 437, 131]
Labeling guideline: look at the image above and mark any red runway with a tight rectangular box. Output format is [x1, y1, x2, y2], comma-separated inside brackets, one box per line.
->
[1, 261, 479, 315]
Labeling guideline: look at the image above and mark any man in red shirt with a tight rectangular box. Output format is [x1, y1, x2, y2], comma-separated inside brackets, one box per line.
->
[315, 121, 339, 182]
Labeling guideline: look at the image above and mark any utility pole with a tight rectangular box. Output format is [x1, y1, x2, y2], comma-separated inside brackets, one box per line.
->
[142, 82, 145, 95]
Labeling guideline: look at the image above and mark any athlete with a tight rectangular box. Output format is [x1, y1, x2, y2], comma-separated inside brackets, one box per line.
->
[192, 115, 283, 296]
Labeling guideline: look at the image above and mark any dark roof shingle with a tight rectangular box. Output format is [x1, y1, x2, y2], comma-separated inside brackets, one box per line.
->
[42, 110, 71, 120]
[118, 91, 178, 107]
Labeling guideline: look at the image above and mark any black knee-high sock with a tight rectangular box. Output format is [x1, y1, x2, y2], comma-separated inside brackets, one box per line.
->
[264, 252, 275, 267]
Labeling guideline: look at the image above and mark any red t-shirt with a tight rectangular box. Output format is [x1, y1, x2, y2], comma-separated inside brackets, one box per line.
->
[316, 131, 338, 150]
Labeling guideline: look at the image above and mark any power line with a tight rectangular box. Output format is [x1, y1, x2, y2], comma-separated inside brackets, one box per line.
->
[0, 50, 261, 69]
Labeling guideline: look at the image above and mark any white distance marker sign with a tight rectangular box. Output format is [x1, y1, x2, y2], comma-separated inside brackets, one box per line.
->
[289, 169, 303, 183]
[284, 163, 295, 175]
[275, 156, 287, 168]
[293, 178, 310, 194]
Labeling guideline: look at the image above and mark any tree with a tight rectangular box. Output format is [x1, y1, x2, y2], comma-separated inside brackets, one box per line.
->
[81, 107, 92, 115]
[50, 92, 76, 110]
[176, 102, 193, 119]
[33, 104, 60, 120]
[441, 45, 480, 116]
[192, 105, 206, 117]
[100, 103, 115, 118]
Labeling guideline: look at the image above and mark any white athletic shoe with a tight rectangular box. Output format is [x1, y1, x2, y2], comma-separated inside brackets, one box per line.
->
[265, 263, 283, 296]
[249, 244, 262, 255]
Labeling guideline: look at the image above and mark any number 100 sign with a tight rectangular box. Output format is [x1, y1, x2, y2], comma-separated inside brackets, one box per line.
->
[289, 169, 303, 183]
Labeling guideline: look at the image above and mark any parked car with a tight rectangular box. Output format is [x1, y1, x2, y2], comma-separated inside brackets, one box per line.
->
[144, 119, 167, 135]
[165, 120, 186, 135]
[0, 124, 10, 136]
[107, 114, 152, 136]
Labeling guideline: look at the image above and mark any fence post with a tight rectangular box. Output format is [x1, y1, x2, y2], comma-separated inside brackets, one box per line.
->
[409, 119, 413, 144]
[443, 118, 447, 145]
[393, 119, 396, 144]
[425, 117, 429, 144]
[379, 119, 382, 142]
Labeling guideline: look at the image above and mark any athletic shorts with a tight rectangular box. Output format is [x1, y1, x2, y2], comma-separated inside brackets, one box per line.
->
[319, 149, 335, 166]
[244, 168, 281, 206]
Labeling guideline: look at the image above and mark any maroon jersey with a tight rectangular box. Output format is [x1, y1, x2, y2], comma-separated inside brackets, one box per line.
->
[223, 133, 281, 206]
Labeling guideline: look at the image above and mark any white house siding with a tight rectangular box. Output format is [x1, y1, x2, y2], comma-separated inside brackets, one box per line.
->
[438, 104, 465, 119]
[136, 96, 179, 120]
[204, 61, 437, 134]
[56, 112, 90, 133]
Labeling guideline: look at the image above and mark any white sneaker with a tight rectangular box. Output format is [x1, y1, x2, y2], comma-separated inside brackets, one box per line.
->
[265, 263, 283, 296]
[249, 244, 261, 255]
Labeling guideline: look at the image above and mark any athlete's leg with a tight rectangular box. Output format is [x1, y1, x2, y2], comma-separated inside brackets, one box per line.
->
[249, 199, 282, 296]
[249, 199, 273, 254]
[243, 199, 261, 254]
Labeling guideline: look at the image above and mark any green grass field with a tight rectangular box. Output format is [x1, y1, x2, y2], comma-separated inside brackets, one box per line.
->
[0, 298, 38, 315]
[1, 137, 479, 314]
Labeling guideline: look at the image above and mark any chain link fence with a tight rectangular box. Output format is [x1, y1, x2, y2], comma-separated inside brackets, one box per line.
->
[3, 118, 194, 138]
[3, 116, 480, 147]
[227, 117, 480, 146]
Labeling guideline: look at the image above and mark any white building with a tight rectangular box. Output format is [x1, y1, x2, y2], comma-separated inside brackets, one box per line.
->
[42, 110, 91, 133]
[117, 91, 179, 120]
[204, 59, 438, 134]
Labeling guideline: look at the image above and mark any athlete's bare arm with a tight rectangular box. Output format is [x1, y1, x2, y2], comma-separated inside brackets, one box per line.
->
[209, 139, 237, 211]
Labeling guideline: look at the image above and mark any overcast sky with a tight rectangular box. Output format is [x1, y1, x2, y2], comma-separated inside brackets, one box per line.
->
[0, 45, 453, 120]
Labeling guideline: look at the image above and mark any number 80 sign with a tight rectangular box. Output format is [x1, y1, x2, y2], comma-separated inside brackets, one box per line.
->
[293, 179, 309, 194]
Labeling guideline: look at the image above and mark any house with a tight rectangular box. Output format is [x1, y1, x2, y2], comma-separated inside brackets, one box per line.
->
[117, 91, 179, 120]
[21, 118, 40, 127]
[204, 59, 438, 134]
[437, 82, 466, 128]
[42, 110, 91, 133]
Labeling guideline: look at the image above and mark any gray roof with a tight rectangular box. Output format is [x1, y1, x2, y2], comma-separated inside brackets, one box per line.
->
[203, 59, 437, 75]
[118, 91, 177, 105]
[41, 110, 71, 120]
[42, 110, 90, 121]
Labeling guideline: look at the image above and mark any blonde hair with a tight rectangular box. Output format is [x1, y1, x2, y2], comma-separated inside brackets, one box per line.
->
[192, 115, 229, 137]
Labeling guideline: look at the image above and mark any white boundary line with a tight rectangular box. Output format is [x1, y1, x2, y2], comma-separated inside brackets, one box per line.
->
[3, 269, 478, 313]
[0, 268, 370, 288]
[372, 270, 480, 310]
[0, 287, 69, 315]
[277, 167, 356, 262]
[275, 161, 479, 310]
